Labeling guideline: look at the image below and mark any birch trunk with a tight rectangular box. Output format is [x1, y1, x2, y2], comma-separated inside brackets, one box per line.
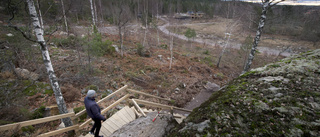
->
[142, 13, 148, 48]
[35, 0, 43, 31]
[157, 3, 160, 46]
[60, 0, 68, 34]
[119, 26, 123, 57]
[93, 0, 98, 25]
[217, 34, 231, 68]
[89, 0, 95, 26]
[26, 0, 73, 127]
[169, 35, 173, 69]
[243, 0, 269, 73]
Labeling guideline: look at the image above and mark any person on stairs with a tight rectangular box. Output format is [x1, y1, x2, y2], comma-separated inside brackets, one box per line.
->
[84, 90, 106, 137]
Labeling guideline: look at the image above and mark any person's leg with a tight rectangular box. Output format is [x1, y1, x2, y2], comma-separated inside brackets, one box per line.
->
[94, 119, 101, 137]
[90, 119, 97, 133]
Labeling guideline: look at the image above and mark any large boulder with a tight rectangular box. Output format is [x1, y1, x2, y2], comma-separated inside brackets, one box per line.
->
[110, 112, 178, 137]
[15, 68, 39, 81]
[169, 49, 320, 136]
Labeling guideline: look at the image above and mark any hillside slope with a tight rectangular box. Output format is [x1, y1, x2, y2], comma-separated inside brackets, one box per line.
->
[169, 49, 320, 136]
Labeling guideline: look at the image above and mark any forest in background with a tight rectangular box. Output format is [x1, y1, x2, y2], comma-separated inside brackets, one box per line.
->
[0, 0, 319, 136]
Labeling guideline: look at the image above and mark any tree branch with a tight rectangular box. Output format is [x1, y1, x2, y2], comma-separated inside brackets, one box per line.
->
[7, 0, 36, 43]
[270, 0, 285, 7]
[46, 27, 58, 43]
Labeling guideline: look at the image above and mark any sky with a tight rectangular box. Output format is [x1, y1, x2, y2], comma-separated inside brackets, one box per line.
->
[242, 0, 320, 6]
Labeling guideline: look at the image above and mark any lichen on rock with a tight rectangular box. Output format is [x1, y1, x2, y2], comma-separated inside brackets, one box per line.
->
[168, 49, 320, 136]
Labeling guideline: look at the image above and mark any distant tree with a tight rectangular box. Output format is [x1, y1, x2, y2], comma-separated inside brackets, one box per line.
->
[184, 28, 196, 47]
[60, 0, 68, 34]
[243, 0, 284, 73]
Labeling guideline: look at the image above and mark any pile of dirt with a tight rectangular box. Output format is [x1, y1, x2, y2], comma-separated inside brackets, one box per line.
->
[169, 49, 320, 136]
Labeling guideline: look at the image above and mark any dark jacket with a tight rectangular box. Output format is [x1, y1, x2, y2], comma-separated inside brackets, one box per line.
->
[84, 96, 106, 121]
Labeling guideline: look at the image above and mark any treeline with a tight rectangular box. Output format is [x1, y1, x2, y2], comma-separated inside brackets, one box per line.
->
[1, 0, 319, 42]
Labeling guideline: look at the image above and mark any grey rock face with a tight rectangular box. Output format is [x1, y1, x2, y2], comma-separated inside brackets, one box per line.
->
[110, 112, 178, 137]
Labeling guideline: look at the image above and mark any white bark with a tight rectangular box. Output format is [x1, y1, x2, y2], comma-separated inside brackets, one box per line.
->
[243, 0, 270, 73]
[217, 34, 231, 68]
[143, 13, 148, 48]
[156, 3, 160, 46]
[93, 0, 98, 25]
[60, 0, 68, 34]
[89, 0, 96, 26]
[26, 0, 72, 127]
[169, 35, 173, 70]
[35, 0, 43, 32]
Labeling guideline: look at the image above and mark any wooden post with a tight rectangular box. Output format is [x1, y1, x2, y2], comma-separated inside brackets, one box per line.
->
[131, 99, 147, 117]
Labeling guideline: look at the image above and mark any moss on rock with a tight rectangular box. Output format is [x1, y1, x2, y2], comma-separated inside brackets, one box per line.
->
[169, 49, 320, 136]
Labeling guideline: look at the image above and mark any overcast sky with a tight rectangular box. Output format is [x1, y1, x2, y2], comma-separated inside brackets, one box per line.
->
[242, 0, 320, 6]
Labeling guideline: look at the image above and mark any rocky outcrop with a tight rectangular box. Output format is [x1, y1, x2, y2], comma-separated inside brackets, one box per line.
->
[169, 49, 320, 136]
[110, 112, 178, 137]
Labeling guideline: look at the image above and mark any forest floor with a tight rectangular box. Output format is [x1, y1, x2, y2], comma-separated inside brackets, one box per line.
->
[0, 15, 318, 136]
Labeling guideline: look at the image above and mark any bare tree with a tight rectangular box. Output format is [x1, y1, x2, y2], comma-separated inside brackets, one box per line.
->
[113, 1, 131, 57]
[142, 0, 149, 48]
[243, 0, 284, 73]
[89, 0, 96, 26]
[25, 0, 72, 127]
[216, 17, 241, 68]
[60, 0, 68, 34]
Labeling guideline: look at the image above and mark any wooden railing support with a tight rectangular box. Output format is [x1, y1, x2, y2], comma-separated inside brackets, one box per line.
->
[0, 112, 75, 132]
[79, 94, 130, 129]
[134, 99, 192, 112]
[127, 89, 172, 102]
[131, 99, 146, 117]
[75, 85, 128, 118]
[37, 125, 79, 137]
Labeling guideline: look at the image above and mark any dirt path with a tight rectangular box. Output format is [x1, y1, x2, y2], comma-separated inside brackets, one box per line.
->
[174, 83, 220, 116]
[158, 17, 292, 57]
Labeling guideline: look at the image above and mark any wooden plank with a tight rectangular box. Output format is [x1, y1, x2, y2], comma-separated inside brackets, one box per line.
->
[131, 107, 142, 118]
[108, 116, 122, 128]
[125, 107, 136, 120]
[38, 125, 79, 137]
[75, 85, 128, 118]
[122, 107, 135, 121]
[84, 134, 93, 137]
[112, 113, 126, 127]
[0, 112, 75, 131]
[134, 99, 192, 112]
[131, 99, 146, 117]
[102, 121, 116, 133]
[117, 109, 130, 123]
[79, 94, 130, 129]
[99, 125, 110, 136]
[101, 125, 112, 136]
[127, 89, 172, 102]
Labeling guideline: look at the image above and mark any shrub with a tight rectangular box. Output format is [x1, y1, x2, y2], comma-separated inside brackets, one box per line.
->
[137, 43, 144, 56]
[32, 106, 46, 119]
[73, 106, 87, 122]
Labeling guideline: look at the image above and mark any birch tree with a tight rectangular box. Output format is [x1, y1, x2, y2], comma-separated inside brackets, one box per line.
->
[243, 0, 284, 73]
[89, 0, 96, 26]
[26, 0, 73, 127]
[60, 0, 68, 34]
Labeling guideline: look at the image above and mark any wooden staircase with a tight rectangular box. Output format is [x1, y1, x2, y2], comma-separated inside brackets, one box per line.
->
[82, 106, 186, 137]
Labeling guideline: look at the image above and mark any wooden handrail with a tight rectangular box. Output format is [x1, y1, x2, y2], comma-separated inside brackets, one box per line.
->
[134, 99, 192, 112]
[0, 112, 75, 132]
[79, 94, 130, 129]
[127, 89, 172, 102]
[131, 99, 146, 117]
[37, 125, 79, 137]
[75, 85, 128, 118]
